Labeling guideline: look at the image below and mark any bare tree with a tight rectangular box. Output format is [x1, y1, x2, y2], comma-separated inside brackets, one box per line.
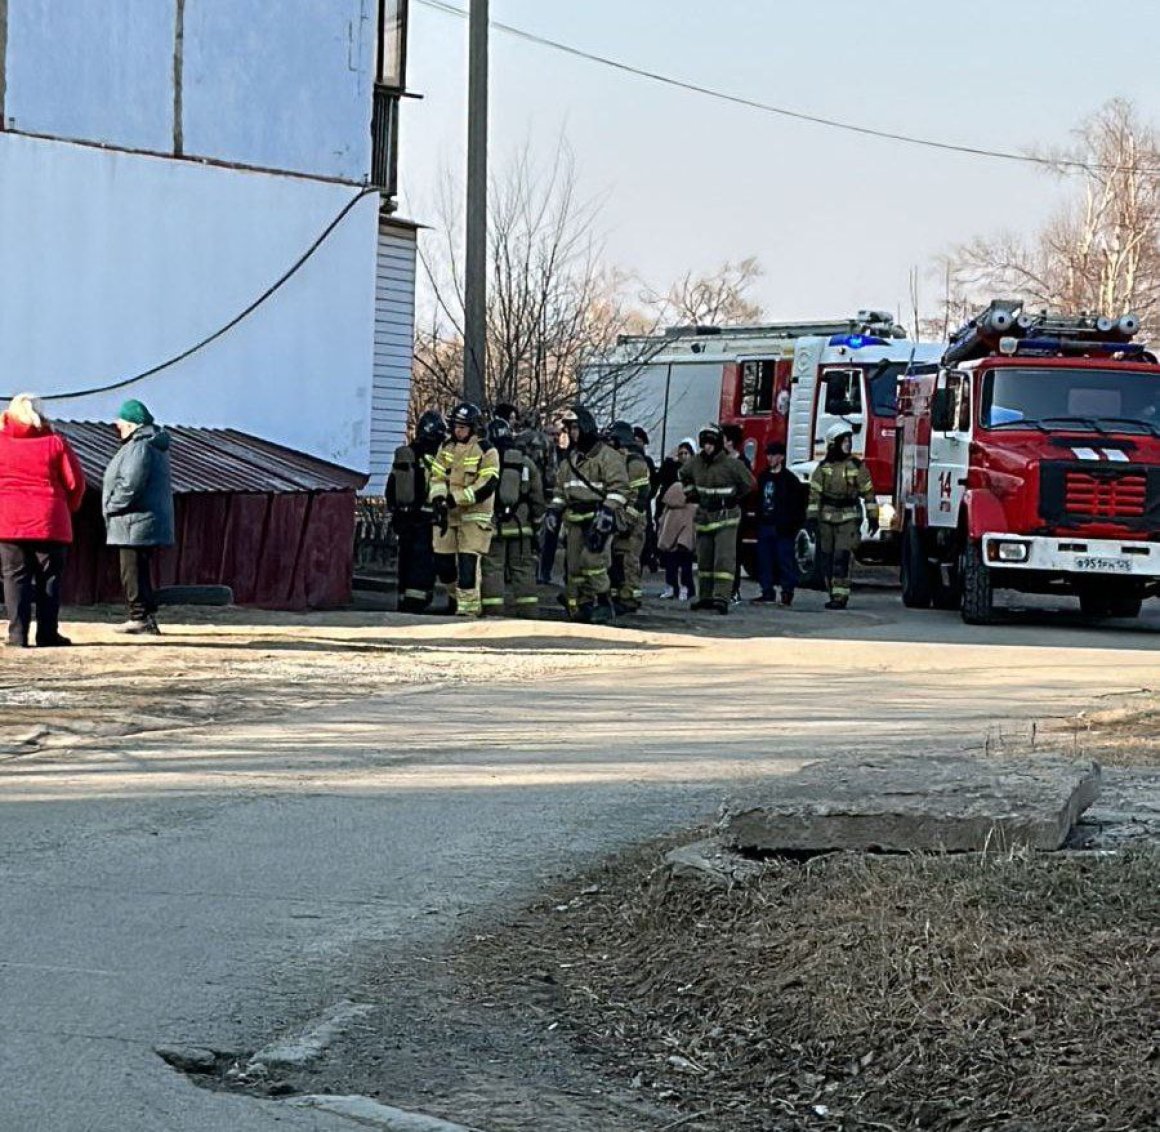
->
[412, 141, 658, 425]
[644, 257, 765, 327]
[941, 99, 1160, 332]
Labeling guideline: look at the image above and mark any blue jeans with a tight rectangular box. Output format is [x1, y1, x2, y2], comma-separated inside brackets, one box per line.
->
[757, 526, 798, 598]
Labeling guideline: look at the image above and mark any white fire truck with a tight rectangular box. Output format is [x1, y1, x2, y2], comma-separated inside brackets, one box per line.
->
[584, 313, 943, 567]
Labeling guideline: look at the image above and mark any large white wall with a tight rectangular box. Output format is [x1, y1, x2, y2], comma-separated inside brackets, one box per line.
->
[4, 0, 374, 181]
[0, 133, 380, 470]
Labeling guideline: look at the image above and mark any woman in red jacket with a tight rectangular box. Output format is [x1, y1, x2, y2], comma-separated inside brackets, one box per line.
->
[0, 394, 87, 647]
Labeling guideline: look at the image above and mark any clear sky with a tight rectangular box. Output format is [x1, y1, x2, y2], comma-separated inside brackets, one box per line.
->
[399, 1, 1160, 327]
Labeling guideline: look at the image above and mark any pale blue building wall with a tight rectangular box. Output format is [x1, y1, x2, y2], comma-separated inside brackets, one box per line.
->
[3, 0, 374, 181]
[5, 0, 176, 152]
[183, 0, 375, 181]
[0, 1, 410, 472]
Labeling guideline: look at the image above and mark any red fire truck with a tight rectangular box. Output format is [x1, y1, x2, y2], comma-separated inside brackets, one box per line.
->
[587, 313, 942, 569]
[896, 300, 1160, 623]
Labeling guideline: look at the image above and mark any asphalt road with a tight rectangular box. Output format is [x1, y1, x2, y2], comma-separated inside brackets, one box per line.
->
[2, 591, 1158, 1131]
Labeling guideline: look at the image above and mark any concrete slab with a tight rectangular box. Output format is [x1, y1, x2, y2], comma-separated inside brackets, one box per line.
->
[721, 755, 1102, 854]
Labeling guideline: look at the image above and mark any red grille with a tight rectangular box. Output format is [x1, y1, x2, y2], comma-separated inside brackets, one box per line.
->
[1064, 471, 1147, 518]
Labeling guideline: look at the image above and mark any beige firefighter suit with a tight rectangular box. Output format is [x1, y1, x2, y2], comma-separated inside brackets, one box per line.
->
[428, 437, 500, 616]
[611, 447, 652, 611]
[480, 445, 545, 617]
[806, 456, 877, 604]
[552, 441, 629, 619]
[679, 450, 755, 606]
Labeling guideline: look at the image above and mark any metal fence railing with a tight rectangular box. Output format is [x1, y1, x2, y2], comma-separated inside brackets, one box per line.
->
[355, 496, 394, 574]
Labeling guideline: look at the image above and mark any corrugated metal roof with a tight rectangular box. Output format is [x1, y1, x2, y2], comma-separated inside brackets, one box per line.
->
[55, 422, 368, 495]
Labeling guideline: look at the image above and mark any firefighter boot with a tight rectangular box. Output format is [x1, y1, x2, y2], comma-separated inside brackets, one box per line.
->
[825, 596, 849, 611]
[589, 594, 617, 625]
[712, 597, 730, 615]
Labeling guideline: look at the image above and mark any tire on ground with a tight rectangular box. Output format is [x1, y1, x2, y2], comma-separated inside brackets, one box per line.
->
[960, 541, 995, 625]
[900, 522, 932, 609]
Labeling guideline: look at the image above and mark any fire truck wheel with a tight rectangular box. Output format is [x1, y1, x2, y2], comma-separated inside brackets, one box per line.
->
[900, 523, 932, 609]
[960, 541, 995, 625]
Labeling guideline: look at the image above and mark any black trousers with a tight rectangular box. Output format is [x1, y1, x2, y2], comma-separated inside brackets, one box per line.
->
[119, 547, 158, 621]
[0, 541, 66, 645]
[395, 517, 436, 611]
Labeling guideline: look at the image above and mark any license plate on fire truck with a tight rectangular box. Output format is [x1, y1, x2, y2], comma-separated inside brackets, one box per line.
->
[1073, 556, 1132, 573]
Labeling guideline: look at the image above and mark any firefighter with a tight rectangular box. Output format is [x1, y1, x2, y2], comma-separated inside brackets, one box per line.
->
[386, 410, 447, 613]
[480, 417, 545, 618]
[680, 423, 755, 613]
[605, 420, 651, 613]
[806, 422, 878, 610]
[545, 405, 629, 624]
[428, 402, 500, 617]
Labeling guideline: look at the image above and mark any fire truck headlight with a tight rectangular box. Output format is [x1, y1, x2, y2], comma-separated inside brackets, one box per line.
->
[993, 541, 1030, 563]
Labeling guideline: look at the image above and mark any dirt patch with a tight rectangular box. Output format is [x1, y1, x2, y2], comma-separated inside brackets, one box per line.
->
[0, 607, 660, 758]
[1037, 692, 1160, 768]
[452, 841, 1159, 1132]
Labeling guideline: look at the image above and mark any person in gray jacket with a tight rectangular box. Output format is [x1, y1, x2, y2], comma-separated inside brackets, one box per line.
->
[102, 399, 175, 635]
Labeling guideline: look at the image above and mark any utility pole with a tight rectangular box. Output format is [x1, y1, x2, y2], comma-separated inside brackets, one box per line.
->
[463, 0, 488, 405]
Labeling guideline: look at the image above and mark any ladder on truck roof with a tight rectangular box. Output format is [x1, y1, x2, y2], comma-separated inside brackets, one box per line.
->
[615, 311, 908, 351]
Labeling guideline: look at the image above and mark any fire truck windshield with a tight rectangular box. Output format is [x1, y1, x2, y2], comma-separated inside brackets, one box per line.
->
[981, 367, 1160, 435]
[867, 360, 938, 417]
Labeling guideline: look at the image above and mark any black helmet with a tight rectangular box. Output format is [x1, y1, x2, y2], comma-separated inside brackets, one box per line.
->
[486, 417, 514, 448]
[416, 409, 447, 447]
[448, 402, 482, 431]
[605, 420, 636, 449]
[698, 423, 725, 451]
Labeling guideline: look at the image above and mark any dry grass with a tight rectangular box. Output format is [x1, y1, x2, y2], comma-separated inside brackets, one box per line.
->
[464, 844, 1160, 1132]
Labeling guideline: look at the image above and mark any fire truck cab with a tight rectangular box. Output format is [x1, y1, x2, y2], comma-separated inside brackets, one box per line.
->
[897, 300, 1160, 623]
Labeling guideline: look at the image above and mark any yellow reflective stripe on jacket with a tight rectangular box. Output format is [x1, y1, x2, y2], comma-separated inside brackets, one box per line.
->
[628, 476, 651, 490]
[696, 517, 741, 533]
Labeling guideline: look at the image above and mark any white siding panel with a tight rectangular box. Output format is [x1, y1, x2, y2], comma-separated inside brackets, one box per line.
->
[369, 225, 417, 488]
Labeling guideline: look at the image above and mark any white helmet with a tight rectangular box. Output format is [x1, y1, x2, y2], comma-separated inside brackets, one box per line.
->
[825, 422, 854, 446]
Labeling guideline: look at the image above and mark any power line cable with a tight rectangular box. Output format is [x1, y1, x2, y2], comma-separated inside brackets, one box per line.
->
[11, 186, 381, 403]
[416, 0, 1160, 175]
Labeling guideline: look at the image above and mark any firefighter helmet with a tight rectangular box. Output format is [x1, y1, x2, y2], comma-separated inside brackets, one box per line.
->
[825, 422, 854, 447]
[486, 417, 513, 448]
[564, 405, 598, 439]
[605, 420, 636, 449]
[416, 409, 447, 447]
[448, 402, 483, 432]
[698, 423, 725, 451]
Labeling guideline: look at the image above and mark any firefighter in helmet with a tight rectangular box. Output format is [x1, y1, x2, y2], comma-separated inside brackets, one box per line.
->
[545, 405, 629, 623]
[480, 417, 545, 617]
[806, 422, 878, 610]
[386, 409, 447, 613]
[427, 402, 500, 616]
[679, 423, 756, 613]
[604, 420, 651, 614]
